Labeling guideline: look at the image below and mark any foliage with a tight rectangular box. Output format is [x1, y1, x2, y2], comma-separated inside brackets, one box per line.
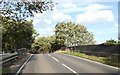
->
[32, 22, 96, 53]
[55, 22, 95, 47]
[0, 0, 55, 21]
[1, 17, 35, 53]
[32, 36, 56, 53]
[103, 39, 119, 45]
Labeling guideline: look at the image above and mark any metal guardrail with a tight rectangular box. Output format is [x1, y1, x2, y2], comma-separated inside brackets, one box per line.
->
[0, 53, 18, 66]
[0, 48, 28, 66]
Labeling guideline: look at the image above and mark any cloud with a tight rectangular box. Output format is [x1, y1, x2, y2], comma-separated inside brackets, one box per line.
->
[54, 0, 119, 3]
[85, 4, 106, 11]
[35, 27, 54, 36]
[52, 12, 71, 21]
[32, 19, 41, 26]
[75, 4, 114, 24]
[115, 24, 118, 27]
[31, 11, 53, 27]
[44, 19, 52, 25]
[46, 27, 53, 32]
[46, 27, 55, 35]
[62, 2, 77, 8]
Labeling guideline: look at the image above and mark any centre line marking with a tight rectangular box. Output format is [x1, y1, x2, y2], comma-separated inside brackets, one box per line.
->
[62, 64, 79, 75]
[52, 56, 59, 62]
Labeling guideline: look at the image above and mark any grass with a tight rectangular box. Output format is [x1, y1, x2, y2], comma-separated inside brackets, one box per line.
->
[1, 67, 10, 74]
[56, 50, 120, 68]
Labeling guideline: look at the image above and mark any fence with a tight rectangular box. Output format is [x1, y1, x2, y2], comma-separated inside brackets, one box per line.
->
[67, 44, 119, 57]
[1, 48, 28, 66]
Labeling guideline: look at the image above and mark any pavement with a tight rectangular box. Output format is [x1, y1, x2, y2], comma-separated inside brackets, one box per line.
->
[20, 53, 119, 75]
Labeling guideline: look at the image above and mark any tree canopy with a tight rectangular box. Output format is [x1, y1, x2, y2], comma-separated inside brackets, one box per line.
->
[1, 17, 36, 52]
[31, 22, 95, 54]
[103, 39, 119, 45]
[0, 0, 55, 53]
[32, 36, 56, 53]
[55, 22, 95, 47]
[0, 0, 55, 21]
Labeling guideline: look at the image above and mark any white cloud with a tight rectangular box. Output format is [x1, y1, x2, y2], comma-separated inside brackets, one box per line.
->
[85, 4, 106, 11]
[32, 19, 41, 26]
[115, 24, 118, 27]
[44, 19, 52, 25]
[76, 4, 114, 24]
[32, 11, 53, 27]
[54, 0, 119, 3]
[62, 2, 77, 8]
[46, 27, 53, 32]
[52, 12, 71, 21]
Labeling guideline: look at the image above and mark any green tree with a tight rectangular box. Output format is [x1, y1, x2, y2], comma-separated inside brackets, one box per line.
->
[31, 35, 60, 53]
[55, 22, 95, 47]
[1, 17, 35, 52]
[104, 39, 118, 45]
[0, 0, 55, 20]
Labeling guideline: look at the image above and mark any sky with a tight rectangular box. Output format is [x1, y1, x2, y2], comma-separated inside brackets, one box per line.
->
[27, 0, 119, 44]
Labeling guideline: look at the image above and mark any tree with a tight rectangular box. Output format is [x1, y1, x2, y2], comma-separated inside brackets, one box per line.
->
[103, 39, 118, 45]
[32, 36, 52, 53]
[31, 35, 61, 53]
[55, 22, 95, 47]
[106, 39, 117, 44]
[1, 17, 35, 52]
[0, 0, 55, 53]
[0, 0, 55, 21]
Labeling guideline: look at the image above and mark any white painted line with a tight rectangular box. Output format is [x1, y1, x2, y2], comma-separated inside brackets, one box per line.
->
[48, 54, 52, 57]
[63, 53, 119, 70]
[15, 54, 33, 75]
[48, 54, 59, 62]
[52, 56, 59, 62]
[62, 64, 79, 75]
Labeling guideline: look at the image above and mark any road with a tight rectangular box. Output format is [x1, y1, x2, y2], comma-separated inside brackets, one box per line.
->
[20, 53, 119, 75]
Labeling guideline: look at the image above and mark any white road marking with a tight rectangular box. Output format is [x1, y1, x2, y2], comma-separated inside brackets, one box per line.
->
[48, 54, 79, 74]
[15, 54, 33, 75]
[48, 54, 52, 57]
[62, 64, 79, 75]
[63, 53, 119, 70]
[52, 56, 59, 62]
[48, 54, 59, 62]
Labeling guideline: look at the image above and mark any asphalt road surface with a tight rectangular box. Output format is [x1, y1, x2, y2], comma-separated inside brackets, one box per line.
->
[20, 53, 119, 75]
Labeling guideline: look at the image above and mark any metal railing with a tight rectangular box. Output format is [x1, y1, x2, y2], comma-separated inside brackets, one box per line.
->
[0, 48, 28, 66]
[0, 53, 18, 66]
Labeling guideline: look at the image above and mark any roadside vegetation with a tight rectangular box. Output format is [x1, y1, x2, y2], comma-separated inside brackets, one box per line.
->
[31, 22, 95, 53]
[0, 0, 54, 53]
[0, 0, 119, 71]
[56, 50, 120, 68]
[101, 39, 120, 46]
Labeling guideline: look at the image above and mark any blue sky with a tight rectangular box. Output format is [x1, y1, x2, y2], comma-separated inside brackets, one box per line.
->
[27, 0, 119, 44]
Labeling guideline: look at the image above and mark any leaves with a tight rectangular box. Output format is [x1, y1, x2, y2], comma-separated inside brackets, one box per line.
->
[0, 0, 55, 21]
[55, 22, 95, 47]
[32, 36, 56, 53]
[1, 17, 35, 52]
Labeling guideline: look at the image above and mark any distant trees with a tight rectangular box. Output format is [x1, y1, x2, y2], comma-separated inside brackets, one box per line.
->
[1, 17, 36, 53]
[32, 22, 95, 53]
[55, 22, 95, 47]
[103, 39, 119, 45]
[32, 36, 56, 53]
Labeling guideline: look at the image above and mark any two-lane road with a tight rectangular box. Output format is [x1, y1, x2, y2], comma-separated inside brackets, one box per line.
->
[20, 53, 119, 75]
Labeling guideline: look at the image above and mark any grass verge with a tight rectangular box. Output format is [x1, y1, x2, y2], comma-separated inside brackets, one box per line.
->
[56, 50, 120, 68]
